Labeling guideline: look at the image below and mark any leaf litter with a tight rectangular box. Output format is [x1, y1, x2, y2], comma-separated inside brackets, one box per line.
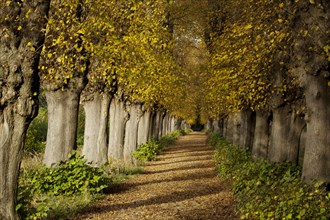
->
[73, 132, 238, 220]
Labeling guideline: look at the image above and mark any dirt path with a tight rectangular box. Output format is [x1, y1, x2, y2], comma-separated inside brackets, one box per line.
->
[74, 132, 238, 220]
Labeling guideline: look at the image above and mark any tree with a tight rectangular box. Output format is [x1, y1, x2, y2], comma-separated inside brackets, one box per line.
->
[205, 0, 330, 183]
[81, 0, 129, 165]
[40, 0, 90, 166]
[0, 0, 51, 218]
[291, 0, 330, 183]
[164, 0, 210, 124]
[81, 0, 179, 164]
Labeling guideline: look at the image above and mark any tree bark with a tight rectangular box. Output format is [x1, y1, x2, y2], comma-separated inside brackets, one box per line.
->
[0, 110, 29, 220]
[302, 74, 330, 183]
[222, 117, 228, 139]
[239, 110, 255, 150]
[150, 111, 162, 140]
[212, 117, 220, 133]
[108, 97, 129, 160]
[205, 119, 213, 131]
[226, 111, 255, 148]
[268, 106, 305, 164]
[218, 117, 225, 137]
[252, 111, 271, 159]
[158, 112, 166, 138]
[231, 112, 241, 146]
[137, 108, 151, 145]
[0, 1, 50, 218]
[162, 114, 170, 135]
[43, 90, 80, 166]
[170, 117, 176, 133]
[123, 103, 142, 164]
[148, 111, 157, 140]
[268, 106, 290, 163]
[82, 93, 111, 166]
[289, 1, 330, 183]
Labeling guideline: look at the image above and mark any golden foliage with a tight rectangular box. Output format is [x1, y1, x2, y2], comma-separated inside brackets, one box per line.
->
[205, 0, 294, 117]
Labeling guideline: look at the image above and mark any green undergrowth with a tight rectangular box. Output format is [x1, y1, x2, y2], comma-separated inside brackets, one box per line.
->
[207, 132, 330, 220]
[25, 107, 48, 155]
[18, 151, 143, 219]
[133, 129, 188, 162]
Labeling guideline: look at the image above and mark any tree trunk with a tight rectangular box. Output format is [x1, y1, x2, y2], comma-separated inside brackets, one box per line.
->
[302, 74, 330, 183]
[137, 108, 151, 145]
[162, 114, 170, 135]
[222, 117, 228, 139]
[212, 117, 220, 133]
[43, 90, 80, 166]
[287, 113, 305, 163]
[148, 111, 157, 140]
[108, 97, 129, 160]
[170, 117, 176, 133]
[268, 106, 305, 164]
[175, 118, 183, 131]
[252, 111, 271, 159]
[288, 1, 330, 183]
[0, 110, 29, 220]
[268, 106, 290, 163]
[158, 112, 166, 138]
[151, 111, 162, 140]
[219, 117, 225, 137]
[205, 119, 213, 131]
[0, 1, 50, 218]
[239, 110, 256, 150]
[231, 112, 241, 146]
[82, 93, 111, 166]
[225, 114, 235, 144]
[123, 103, 142, 164]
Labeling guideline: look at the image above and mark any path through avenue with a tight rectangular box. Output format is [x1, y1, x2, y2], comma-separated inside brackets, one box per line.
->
[74, 132, 238, 220]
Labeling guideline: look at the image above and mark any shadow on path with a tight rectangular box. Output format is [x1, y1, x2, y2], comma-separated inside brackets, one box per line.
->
[74, 132, 238, 220]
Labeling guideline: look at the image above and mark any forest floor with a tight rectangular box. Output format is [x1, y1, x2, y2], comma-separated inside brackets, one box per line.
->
[73, 132, 238, 220]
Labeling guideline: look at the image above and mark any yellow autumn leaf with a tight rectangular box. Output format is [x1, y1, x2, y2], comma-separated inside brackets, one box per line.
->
[244, 24, 253, 30]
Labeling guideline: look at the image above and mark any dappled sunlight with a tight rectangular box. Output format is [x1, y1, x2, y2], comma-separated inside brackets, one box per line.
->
[74, 133, 238, 220]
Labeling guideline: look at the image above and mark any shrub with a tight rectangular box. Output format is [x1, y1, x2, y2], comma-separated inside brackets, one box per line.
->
[77, 108, 85, 148]
[134, 130, 184, 162]
[208, 132, 330, 220]
[18, 151, 110, 219]
[25, 107, 48, 154]
[28, 151, 109, 196]
[206, 132, 223, 148]
[133, 140, 160, 162]
[158, 131, 179, 148]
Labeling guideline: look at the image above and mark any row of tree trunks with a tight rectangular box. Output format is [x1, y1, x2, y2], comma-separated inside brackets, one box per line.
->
[293, 2, 330, 184]
[214, 108, 306, 163]
[210, 91, 328, 183]
[0, 1, 51, 219]
[45, 93, 185, 166]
